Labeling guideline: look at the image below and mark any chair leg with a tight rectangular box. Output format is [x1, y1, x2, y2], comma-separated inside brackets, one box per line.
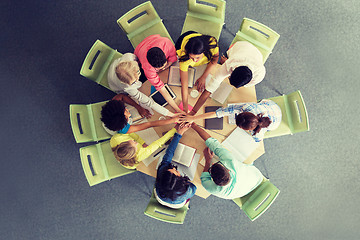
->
[263, 81, 282, 95]
[223, 23, 236, 37]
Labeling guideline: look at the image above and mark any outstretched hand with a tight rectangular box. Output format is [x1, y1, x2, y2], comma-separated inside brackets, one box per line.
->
[137, 107, 152, 118]
[178, 114, 195, 124]
[176, 122, 192, 135]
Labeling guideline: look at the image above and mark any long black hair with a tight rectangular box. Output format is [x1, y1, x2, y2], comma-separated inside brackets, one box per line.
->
[177, 31, 217, 62]
[155, 164, 191, 201]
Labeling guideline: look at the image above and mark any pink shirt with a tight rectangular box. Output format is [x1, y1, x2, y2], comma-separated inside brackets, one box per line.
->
[134, 35, 177, 90]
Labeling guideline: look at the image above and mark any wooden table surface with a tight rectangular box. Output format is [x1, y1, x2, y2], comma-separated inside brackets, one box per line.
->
[136, 66, 265, 199]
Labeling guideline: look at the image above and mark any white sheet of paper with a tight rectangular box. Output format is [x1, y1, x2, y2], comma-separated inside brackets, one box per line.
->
[210, 81, 233, 104]
[221, 128, 260, 163]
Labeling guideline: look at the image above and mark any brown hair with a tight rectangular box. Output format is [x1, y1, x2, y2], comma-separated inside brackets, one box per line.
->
[115, 61, 139, 85]
[235, 112, 271, 134]
[209, 162, 230, 186]
[111, 141, 138, 167]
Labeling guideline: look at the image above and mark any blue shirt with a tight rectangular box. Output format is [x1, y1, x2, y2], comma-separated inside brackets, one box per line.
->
[155, 133, 197, 204]
[117, 122, 130, 134]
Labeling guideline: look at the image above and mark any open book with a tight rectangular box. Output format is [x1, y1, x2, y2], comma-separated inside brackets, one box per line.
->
[171, 143, 196, 167]
[168, 66, 196, 88]
[221, 127, 260, 163]
[155, 151, 200, 181]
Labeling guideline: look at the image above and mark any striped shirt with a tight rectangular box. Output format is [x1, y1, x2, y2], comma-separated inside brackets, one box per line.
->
[215, 99, 282, 142]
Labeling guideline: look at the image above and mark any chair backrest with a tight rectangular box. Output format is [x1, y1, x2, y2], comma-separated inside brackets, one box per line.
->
[264, 90, 309, 138]
[117, 1, 173, 48]
[286, 90, 309, 134]
[80, 140, 136, 186]
[187, 0, 225, 21]
[232, 179, 280, 221]
[230, 18, 280, 63]
[181, 0, 226, 40]
[144, 191, 189, 224]
[80, 40, 122, 91]
[69, 101, 111, 143]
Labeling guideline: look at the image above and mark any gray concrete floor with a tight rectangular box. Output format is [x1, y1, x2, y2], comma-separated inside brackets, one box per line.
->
[1, 0, 359, 239]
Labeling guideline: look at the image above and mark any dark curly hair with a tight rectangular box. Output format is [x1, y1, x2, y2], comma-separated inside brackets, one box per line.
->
[100, 100, 128, 131]
[178, 33, 218, 62]
[235, 112, 271, 134]
[146, 47, 167, 68]
[229, 66, 252, 88]
[209, 162, 230, 186]
[155, 164, 191, 201]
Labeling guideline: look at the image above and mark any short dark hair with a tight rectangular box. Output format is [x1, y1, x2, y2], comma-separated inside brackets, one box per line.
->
[210, 162, 230, 186]
[229, 66, 252, 88]
[100, 100, 128, 131]
[146, 47, 166, 68]
[155, 164, 190, 201]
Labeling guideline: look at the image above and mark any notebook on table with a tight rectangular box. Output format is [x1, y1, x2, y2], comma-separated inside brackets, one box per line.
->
[204, 106, 223, 130]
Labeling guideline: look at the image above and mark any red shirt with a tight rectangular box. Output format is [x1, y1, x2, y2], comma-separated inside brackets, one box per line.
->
[134, 35, 177, 90]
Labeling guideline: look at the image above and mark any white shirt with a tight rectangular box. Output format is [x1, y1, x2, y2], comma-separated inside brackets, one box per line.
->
[107, 53, 170, 116]
[205, 41, 266, 93]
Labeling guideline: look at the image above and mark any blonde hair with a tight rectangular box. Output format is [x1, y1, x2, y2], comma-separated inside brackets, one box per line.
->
[115, 61, 139, 85]
[112, 141, 138, 167]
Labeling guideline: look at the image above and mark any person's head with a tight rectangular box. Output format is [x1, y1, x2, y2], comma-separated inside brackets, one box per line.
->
[235, 112, 271, 134]
[179, 35, 217, 62]
[209, 161, 231, 186]
[146, 47, 167, 70]
[229, 66, 253, 88]
[155, 164, 191, 201]
[112, 140, 138, 167]
[100, 100, 131, 131]
[115, 61, 141, 85]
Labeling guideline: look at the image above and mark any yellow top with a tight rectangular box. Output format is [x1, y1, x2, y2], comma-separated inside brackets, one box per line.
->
[110, 128, 177, 169]
[176, 33, 219, 72]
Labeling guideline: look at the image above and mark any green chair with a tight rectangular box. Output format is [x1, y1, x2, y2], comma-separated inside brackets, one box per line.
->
[144, 190, 189, 224]
[80, 39, 122, 92]
[181, 0, 226, 40]
[79, 140, 136, 186]
[264, 90, 309, 138]
[230, 18, 280, 63]
[232, 179, 280, 221]
[117, 1, 173, 48]
[69, 100, 111, 143]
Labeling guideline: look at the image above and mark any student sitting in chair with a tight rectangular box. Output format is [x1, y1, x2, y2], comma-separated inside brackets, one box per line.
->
[175, 31, 219, 113]
[190, 41, 266, 115]
[101, 94, 179, 135]
[191, 123, 263, 199]
[180, 99, 281, 142]
[107, 53, 176, 117]
[155, 123, 197, 208]
[134, 34, 183, 113]
[110, 125, 177, 170]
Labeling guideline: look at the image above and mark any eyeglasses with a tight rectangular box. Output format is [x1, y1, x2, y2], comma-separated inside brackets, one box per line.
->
[208, 161, 226, 174]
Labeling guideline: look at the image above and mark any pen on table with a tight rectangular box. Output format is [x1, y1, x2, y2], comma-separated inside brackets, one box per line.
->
[153, 148, 166, 158]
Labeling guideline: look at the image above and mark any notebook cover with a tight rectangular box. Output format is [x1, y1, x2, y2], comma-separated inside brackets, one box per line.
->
[204, 106, 223, 130]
